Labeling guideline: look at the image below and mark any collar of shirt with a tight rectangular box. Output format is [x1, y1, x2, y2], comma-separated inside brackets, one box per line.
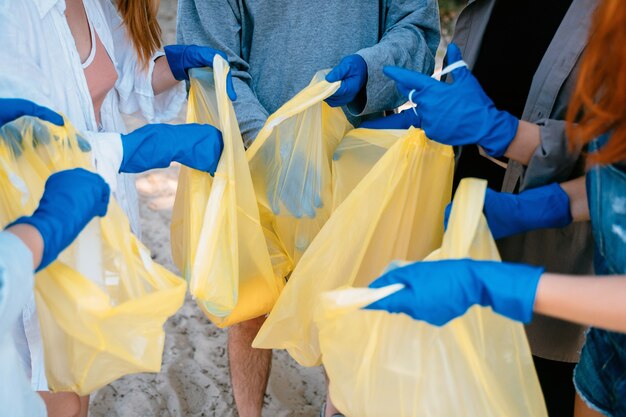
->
[34, 0, 65, 18]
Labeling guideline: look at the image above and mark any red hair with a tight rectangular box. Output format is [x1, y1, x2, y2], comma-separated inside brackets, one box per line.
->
[566, 0, 626, 164]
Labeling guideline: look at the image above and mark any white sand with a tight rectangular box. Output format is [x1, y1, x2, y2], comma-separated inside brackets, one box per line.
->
[88, 2, 325, 416]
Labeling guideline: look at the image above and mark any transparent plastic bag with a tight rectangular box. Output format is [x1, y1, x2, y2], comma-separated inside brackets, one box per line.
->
[315, 178, 548, 417]
[253, 128, 454, 366]
[171, 60, 287, 327]
[247, 71, 353, 263]
[0, 117, 186, 395]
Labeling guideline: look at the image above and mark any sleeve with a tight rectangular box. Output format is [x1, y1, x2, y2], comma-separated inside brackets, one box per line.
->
[99, 0, 186, 123]
[520, 119, 584, 190]
[352, 0, 440, 116]
[177, 0, 269, 146]
[0, 232, 35, 335]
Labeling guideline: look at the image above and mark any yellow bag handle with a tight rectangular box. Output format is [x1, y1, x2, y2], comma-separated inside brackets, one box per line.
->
[246, 71, 340, 160]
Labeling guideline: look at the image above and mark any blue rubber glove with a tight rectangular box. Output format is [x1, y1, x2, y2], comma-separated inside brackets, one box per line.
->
[6, 168, 110, 271]
[325, 54, 368, 108]
[444, 183, 573, 240]
[164, 45, 237, 101]
[359, 109, 421, 130]
[383, 44, 519, 157]
[0, 98, 64, 127]
[120, 123, 224, 175]
[366, 259, 543, 326]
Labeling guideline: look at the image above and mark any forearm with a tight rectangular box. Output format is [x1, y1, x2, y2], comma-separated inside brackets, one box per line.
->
[5, 224, 43, 270]
[534, 273, 626, 333]
[503, 120, 540, 165]
[151, 56, 179, 95]
[560, 176, 590, 222]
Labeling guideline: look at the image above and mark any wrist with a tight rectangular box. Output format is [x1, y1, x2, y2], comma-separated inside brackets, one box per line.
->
[5, 223, 44, 270]
[503, 120, 540, 165]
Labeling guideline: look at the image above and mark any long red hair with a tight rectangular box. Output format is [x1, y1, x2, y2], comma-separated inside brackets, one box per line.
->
[566, 0, 626, 164]
[116, 0, 162, 68]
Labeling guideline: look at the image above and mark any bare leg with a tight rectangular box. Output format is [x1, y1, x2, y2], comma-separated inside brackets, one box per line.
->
[228, 316, 272, 417]
[38, 391, 81, 417]
[574, 392, 604, 417]
[324, 370, 342, 417]
[79, 395, 89, 417]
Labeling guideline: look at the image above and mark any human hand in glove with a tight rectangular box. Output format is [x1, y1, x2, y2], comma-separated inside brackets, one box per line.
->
[325, 54, 368, 108]
[164, 45, 237, 100]
[0, 98, 64, 128]
[359, 108, 421, 130]
[365, 259, 543, 326]
[443, 183, 573, 240]
[119, 123, 224, 175]
[383, 43, 519, 157]
[6, 168, 110, 271]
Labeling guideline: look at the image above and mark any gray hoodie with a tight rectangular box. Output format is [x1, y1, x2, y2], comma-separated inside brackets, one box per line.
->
[177, 0, 440, 144]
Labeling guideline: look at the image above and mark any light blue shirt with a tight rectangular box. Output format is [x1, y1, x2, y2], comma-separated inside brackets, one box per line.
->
[0, 231, 46, 417]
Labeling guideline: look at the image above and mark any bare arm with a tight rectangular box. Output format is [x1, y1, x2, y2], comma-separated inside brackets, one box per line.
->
[5, 224, 43, 270]
[151, 56, 179, 96]
[535, 273, 626, 333]
[560, 175, 590, 222]
[504, 120, 541, 165]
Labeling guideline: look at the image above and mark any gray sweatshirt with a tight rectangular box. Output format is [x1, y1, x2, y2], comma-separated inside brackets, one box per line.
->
[177, 0, 440, 145]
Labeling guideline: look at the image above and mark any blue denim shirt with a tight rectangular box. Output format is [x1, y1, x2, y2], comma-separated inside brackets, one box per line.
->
[574, 134, 626, 417]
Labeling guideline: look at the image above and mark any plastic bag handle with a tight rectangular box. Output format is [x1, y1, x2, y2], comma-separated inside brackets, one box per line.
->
[439, 178, 488, 258]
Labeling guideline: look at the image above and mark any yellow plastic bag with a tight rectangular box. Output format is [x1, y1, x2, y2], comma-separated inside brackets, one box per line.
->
[315, 178, 548, 417]
[246, 71, 353, 264]
[253, 128, 454, 366]
[0, 118, 186, 395]
[171, 60, 287, 327]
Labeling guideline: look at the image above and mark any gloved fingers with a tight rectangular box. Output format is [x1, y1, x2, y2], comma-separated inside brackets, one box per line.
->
[325, 82, 349, 107]
[1, 123, 24, 156]
[32, 104, 64, 127]
[363, 290, 408, 313]
[325, 61, 351, 84]
[359, 110, 420, 130]
[383, 66, 438, 96]
[443, 202, 452, 231]
[226, 70, 237, 101]
[444, 44, 471, 83]
[368, 271, 402, 289]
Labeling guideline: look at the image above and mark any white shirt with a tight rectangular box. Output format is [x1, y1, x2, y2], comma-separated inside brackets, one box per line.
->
[0, 0, 186, 391]
[0, 232, 46, 417]
[0, 0, 186, 230]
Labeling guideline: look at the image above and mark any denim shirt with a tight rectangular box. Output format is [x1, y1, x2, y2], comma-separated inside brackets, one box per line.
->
[587, 134, 626, 276]
[574, 134, 626, 417]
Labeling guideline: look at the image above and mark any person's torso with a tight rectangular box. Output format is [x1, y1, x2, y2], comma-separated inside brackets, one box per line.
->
[19, 0, 125, 134]
[240, 0, 384, 114]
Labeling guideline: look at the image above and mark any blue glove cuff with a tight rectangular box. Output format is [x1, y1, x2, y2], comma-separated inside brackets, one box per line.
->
[164, 45, 190, 81]
[7, 216, 56, 272]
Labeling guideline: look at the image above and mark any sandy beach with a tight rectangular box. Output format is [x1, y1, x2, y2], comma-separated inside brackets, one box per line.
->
[89, 2, 325, 416]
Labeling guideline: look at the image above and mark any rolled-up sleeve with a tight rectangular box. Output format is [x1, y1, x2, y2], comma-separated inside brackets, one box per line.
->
[100, 0, 186, 123]
[521, 119, 583, 190]
[353, 0, 440, 116]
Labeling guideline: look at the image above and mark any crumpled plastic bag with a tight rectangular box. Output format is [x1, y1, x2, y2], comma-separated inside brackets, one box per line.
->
[253, 128, 454, 366]
[171, 60, 288, 327]
[0, 117, 186, 395]
[315, 178, 548, 417]
[246, 71, 353, 264]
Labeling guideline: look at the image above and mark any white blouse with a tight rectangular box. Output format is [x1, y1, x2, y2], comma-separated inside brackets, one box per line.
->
[0, 0, 186, 392]
[0, 0, 186, 230]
